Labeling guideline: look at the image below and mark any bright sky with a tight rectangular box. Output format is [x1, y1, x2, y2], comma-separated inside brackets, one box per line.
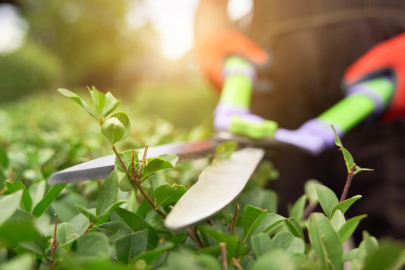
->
[0, 4, 27, 54]
[128, 0, 253, 60]
[0, 0, 253, 58]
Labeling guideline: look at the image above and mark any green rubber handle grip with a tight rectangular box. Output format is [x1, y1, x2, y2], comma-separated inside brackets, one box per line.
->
[219, 56, 254, 108]
[318, 77, 395, 132]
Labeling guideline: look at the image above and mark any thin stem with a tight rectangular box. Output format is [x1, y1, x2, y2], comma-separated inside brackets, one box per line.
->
[210, 218, 216, 228]
[220, 242, 228, 270]
[303, 203, 317, 220]
[130, 144, 204, 249]
[83, 222, 95, 234]
[232, 258, 243, 270]
[131, 149, 136, 176]
[340, 164, 356, 202]
[230, 203, 240, 236]
[133, 177, 166, 217]
[137, 144, 149, 180]
[187, 228, 204, 249]
[112, 145, 129, 174]
[49, 214, 58, 270]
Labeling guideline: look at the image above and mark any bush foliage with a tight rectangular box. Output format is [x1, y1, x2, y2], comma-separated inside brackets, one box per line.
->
[0, 87, 404, 270]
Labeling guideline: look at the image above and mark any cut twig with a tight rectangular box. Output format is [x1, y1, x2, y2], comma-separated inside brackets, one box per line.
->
[137, 144, 149, 180]
[49, 214, 58, 270]
[232, 257, 243, 270]
[112, 145, 129, 174]
[230, 203, 240, 236]
[129, 145, 166, 218]
[83, 222, 95, 234]
[220, 242, 228, 270]
[340, 164, 356, 202]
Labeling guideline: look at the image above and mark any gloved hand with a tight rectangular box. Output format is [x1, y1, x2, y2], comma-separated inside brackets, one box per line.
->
[274, 119, 343, 156]
[213, 55, 277, 139]
[344, 32, 405, 121]
[195, 28, 268, 89]
[214, 102, 278, 139]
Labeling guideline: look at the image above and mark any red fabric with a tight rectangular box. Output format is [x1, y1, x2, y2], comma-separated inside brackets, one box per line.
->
[344, 32, 405, 121]
[195, 28, 268, 90]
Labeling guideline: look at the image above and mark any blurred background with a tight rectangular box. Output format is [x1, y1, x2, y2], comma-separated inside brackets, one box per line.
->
[0, 0, 253, 127]
[0, 0, 254, 185]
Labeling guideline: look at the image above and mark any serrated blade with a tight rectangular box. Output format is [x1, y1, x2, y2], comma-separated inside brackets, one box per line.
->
[164, 147, 265, 231]
[48, 140, 220, 185]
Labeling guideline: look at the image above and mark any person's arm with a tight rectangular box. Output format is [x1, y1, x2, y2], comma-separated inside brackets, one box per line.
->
[195, 0, 230, 35]
[274, 32, 405, 155]
[195, 1, 276, 138]
[194, 0, 267, 89]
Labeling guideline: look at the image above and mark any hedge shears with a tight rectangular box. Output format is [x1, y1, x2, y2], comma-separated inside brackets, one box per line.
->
[49, 56, 395, 231]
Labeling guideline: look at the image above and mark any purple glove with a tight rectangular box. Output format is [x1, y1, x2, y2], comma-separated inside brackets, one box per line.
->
[274, 119, 344, 155]
[213, 102, 278, 139]
[214, 103, 263, 130]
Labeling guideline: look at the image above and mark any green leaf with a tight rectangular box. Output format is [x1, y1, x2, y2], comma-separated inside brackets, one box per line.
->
[243, 205, 267, 242]
[28, 181, 46, 210]
[0, 146, 9, 168]
[390, 250, 405, 270]
[109, 111, 130, 141]
[89, 86, 106, 117]
[338, 215, 367, 244]
[116, 229, 148, 264]
[251, 249, 289, 270]
[198, 254, 222, 270]
[110, 207, 159, 248]
[32, 184, 66, 217]
[304, 179, 321, 205]
[57, 223, 78, 250]
[215, 141, 237, 159]
[58, 88, 97, 119]
[363, 239, 404, 270]
[142, 154, 179, 180]
[0, 214, 41, 248]
[330, 210, 346, 231]
[154, 183, 187, 209]
[0, 254, 34, 270]
[97, 221, 134, 244]
[285, 218, 305, 241]
[170, 232, 187, 250]
[131, 242, 175, 264]
[253, 213, 286, 234]
[239, 188, 278, 214]
[251, 233, 272, 257]
[342, 248, 357, 262]
[197, 226, 239, 257]
[18, 241, 45, 256]
[102, 92, 121, 117]
[0, 190, 22, 226]
[355, 165, 373, 175]
[315, 184, 339, 218]
[102, 117, 126, 145]
[96, 169, 118, 217]
[272, 232, 305, 254]
[355, 231, 379, 266]
[6, 181, 32, 212]
[118, 172, 135, 192]
[75, 204, 97, 223]
[330, 195, 361, 217]
[331, 125, 355, 172]
[308, 213, 342, 270]
[136, 198, 152, 219]
[289, 195, 307, 221]
[74, 232, 110, 257]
